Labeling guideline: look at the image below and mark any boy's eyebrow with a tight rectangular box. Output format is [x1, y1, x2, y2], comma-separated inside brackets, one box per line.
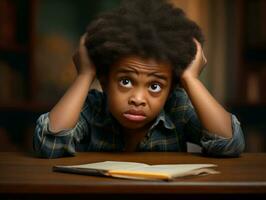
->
[116, 68, 139, 75]
[147, 72, 168, 81]
[116, 68, 168, 81]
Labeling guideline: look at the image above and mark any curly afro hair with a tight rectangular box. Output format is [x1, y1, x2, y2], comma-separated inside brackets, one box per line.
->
[85, 0, 204, 82]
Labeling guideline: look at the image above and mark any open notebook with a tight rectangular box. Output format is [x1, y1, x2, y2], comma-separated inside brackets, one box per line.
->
[53, 161, 219, 181]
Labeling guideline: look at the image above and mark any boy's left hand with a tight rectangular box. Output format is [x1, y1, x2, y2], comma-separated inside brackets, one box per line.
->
[181, 39, 207, 81]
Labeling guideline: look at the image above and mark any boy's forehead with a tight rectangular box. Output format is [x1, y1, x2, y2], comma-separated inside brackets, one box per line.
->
[111, 56, 173, 74]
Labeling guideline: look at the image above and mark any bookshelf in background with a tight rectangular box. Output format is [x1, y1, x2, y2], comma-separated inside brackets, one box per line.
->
[243, 0, 266, 105]
[235, 0, 266, 106]
[228, 0, 266, 152]
[0, 0, 42, 151]
[0, 0, 37, 108]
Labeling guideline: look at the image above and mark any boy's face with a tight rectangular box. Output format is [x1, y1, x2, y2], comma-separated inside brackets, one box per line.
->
[105, 56, 173, 131]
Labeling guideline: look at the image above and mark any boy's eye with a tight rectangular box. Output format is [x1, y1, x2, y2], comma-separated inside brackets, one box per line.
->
[148, 83, 162, 93]
[119, 78, 132, 88]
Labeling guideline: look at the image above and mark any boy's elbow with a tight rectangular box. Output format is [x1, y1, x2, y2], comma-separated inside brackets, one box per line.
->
[202, 142, 245, 157]
[32, 133, 53, 158]
[225, 115, 246, 156]
[201, 124, 245, 157]
[217, 114, 245, 157]
[33, 138, 75, 159]
[222, 139, 245, 157]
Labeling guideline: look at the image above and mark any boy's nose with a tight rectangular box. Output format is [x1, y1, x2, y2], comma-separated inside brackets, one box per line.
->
[128, 91, 146, 107]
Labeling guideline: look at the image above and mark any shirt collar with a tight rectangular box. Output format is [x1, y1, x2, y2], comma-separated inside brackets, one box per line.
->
[149, 109, 175, 131]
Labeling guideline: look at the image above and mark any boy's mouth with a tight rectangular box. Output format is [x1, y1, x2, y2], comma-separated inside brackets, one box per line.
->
[123, 110, 147, 122]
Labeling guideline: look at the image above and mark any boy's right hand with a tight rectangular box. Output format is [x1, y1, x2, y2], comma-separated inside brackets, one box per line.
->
[72, 34, 96, 78]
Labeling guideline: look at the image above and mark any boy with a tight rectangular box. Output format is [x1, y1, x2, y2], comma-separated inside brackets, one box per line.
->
[34, 0, 245, 158]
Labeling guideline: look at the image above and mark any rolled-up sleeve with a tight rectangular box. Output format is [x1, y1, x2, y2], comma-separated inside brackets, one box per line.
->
[200, 114, 245, 157]
[182, 90, 245, 157]
[33, 112, 89, 158]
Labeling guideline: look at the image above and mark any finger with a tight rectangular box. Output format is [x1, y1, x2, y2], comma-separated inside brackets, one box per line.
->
[193, 38, 207, 64]
[79, 33, 87, 46]
[192, 38, 202, 52]
[201, 49, 207, 66]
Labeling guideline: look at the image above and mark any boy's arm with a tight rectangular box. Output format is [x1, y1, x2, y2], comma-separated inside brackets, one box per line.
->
[180, 40, 232, 139]
[49, 34, 96, 133]
[34, 112, 89, 158]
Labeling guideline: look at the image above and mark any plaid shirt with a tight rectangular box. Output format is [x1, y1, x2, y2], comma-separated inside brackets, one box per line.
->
[34, 88, 245, 158]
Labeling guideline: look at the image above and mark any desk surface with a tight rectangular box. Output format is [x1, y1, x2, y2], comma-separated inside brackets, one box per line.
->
[0, 152, 266, 196]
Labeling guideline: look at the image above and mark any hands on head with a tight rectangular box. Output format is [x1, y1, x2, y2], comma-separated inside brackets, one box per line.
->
[72, 33, 96, 78]
[181, 39, 207, 81]
[72, 33, 206, 89]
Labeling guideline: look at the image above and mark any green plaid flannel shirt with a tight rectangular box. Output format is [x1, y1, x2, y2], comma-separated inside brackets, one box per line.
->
[34, 88, 245, 158]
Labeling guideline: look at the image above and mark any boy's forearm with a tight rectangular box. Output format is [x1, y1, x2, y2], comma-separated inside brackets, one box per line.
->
[49, 74, 94, 133]
[181, 76, 232, 138]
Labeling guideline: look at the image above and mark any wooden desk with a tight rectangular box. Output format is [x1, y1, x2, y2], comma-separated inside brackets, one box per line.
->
[0, 152, 266, 199]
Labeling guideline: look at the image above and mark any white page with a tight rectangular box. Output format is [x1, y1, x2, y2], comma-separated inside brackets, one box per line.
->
[130, 164, 217, 173]
[66, 161, 149, 171]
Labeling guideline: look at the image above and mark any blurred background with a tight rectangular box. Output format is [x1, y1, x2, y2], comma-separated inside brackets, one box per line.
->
[0, 0, 265, 153]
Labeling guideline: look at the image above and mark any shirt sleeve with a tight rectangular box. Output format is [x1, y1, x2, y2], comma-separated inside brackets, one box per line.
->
[184, 97, 245, 157]
[33, 112, 89, 158]
[200, 114, 245, 157]
[33, 89, 104, 158]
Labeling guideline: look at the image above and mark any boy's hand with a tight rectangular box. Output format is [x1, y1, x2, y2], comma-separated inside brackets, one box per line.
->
[73, 34, 96, 78]
[181, 39, 207, 82]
